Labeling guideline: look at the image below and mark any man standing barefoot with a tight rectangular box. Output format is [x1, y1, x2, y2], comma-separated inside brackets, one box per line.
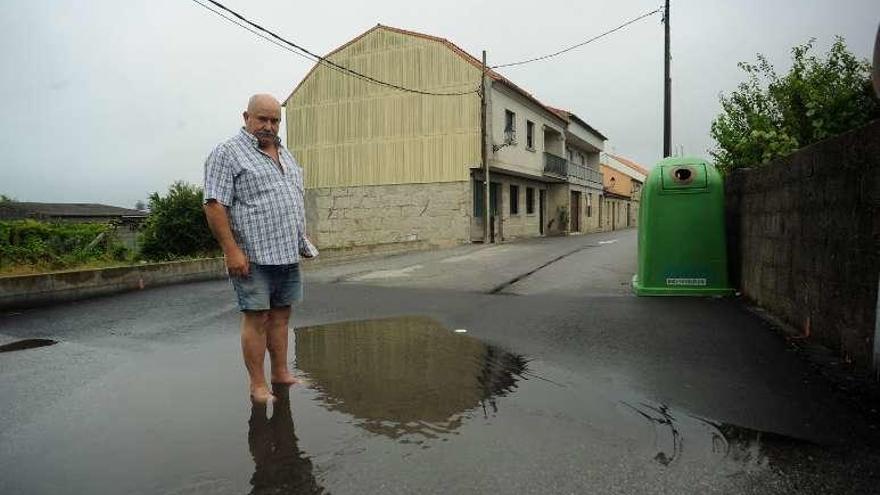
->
[203, 94, 318, 403]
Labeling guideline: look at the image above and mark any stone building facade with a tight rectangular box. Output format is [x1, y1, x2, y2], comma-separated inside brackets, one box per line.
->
[285, 25, 610, 253]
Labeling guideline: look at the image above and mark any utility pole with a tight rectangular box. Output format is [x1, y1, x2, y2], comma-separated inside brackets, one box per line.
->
[481, 50, 492, 243]
[663, 0, 672, 158]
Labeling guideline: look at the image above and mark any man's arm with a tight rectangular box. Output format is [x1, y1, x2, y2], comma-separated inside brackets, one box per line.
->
[204, 200, 249, 277]
[290, 156, 318, 259]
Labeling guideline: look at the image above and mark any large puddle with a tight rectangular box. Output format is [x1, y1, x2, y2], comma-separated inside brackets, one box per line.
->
[1, 316, 840, 495]
[294, 316, 527, 441]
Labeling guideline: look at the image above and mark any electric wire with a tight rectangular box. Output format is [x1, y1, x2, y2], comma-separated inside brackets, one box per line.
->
[189, 0, 409, 92]
[489, 7, 663, 69]
[189, 0, 479, 96]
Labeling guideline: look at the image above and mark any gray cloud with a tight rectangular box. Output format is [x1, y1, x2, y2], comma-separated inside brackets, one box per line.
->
[1, 0, 877, 207]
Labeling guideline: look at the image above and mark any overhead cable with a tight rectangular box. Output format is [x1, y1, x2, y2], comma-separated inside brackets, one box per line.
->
[189, 0, 479, 96]
[489, 7, 663, 69]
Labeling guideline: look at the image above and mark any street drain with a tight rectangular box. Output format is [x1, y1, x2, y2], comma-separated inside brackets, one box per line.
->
[0, 338, 58, 353]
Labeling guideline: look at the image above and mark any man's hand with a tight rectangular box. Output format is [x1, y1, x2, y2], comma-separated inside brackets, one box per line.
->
[203, 200, 249, 277]
[225, 245, 250, 278]
[300, 235, 319, 259]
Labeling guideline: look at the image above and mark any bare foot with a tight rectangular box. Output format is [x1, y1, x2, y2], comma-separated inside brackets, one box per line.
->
[249, 385, 275, 404]
[270, 370, 299, 385]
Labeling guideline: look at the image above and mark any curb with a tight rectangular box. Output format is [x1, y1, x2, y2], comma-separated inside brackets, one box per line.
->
[0, 258, 227, 310]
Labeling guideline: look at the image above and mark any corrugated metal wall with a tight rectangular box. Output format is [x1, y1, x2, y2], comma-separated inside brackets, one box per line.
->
[286, 28, 482, 189]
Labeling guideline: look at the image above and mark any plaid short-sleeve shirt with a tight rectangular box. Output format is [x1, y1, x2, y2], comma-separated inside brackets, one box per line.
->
[203, 128, 316, 265]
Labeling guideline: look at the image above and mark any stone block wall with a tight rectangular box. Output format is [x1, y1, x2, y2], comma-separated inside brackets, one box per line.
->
[725, 120, 880, 369]
[304, 181, 471, 252]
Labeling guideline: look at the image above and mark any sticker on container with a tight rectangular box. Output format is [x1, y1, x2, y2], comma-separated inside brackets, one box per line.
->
[666, 278, 707, 286]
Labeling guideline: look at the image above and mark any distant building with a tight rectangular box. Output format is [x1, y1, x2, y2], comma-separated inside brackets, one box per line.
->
[284, 24, 607, 253]
[599, 154, 648, 230]
[0, 202, 148, 251]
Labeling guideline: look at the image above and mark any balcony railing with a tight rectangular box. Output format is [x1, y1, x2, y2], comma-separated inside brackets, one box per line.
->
[543, 152, 567, 177]
[543, 152, 602, 185]
[569, 162, 603, 184]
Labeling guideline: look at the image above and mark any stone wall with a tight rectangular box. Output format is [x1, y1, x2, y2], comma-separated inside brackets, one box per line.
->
[725, 120, 880, 370]
[304, 181, 471, 252]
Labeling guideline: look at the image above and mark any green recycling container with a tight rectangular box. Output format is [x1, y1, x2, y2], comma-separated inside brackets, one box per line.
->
[632, 157, 734, 296]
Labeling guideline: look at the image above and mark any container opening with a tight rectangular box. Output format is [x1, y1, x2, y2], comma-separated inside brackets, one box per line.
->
[674, 168, 692, 182]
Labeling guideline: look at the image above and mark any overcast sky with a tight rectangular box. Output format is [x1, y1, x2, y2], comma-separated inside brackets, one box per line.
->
[1, 0, 877, 208]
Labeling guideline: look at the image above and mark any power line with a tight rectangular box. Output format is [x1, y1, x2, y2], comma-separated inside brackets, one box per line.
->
[189, 0, 479, 96]
[189, 0, 317, 65]
[188, 0, 405, 92]
[489, 7, 663, 69]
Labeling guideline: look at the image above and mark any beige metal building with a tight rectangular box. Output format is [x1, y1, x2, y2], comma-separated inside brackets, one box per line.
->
[285, 25, 606, 252]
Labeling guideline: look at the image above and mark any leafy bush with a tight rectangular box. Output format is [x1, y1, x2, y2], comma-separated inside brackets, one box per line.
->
[0, 220, 130, 272]
[710, 37, 880, 174]
[139, 181, 219, 260]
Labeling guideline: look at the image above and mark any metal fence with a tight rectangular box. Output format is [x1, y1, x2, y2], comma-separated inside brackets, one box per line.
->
[543, 153, 602, 185]
[543, 152, 568, 177]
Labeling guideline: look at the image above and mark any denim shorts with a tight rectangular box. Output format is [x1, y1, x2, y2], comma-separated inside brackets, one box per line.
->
[230, 263, 303, 311]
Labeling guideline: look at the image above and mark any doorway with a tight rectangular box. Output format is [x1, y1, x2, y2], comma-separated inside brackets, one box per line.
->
[570, 191, 581, 232]
[539, 189, 546, 235]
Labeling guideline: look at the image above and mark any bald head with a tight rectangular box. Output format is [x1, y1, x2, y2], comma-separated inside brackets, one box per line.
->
[243, 93, 282, 148]
[247, 93, 281, 114]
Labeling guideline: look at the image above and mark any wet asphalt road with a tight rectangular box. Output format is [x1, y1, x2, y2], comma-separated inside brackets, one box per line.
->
[1, 229, 878, 494]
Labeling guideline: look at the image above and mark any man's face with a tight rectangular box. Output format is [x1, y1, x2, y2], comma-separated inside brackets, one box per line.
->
[243, 100, 281, 148]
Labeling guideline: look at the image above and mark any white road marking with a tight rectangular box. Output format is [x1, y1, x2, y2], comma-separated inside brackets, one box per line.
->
[350, 265, 424, 281]
[598, 239, 619, 245]
[440, 246, 513, 263]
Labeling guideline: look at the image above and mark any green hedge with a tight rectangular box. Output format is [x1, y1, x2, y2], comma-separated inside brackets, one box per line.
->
[139, 181, 219, 261]
[0, 220, 130, 272]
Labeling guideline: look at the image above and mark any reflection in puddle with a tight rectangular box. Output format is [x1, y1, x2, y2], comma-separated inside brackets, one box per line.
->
[623, 401, 811, 474]
[248, 385, 326, 495]
[295, 316, 527, 441]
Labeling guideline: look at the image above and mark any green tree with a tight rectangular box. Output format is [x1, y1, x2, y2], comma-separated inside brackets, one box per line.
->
[710, 37, 880, 174]
[139, 181, 218, 260]
[0, 194, 15, 203]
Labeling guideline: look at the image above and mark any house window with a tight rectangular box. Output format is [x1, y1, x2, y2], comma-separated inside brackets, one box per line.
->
[510, 185, 519, 215]
[526, 187, 535, 214]
[587, 193, 592, 218]
[526, 121, 534, 149]
[504, 110, 516, 144]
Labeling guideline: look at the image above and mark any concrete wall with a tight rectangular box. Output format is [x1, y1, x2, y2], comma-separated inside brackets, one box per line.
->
[0, 258, 227, 310]
[584, 190, 601, 232]
[725, 120, 880, 370]
[599, 197, 634, 232]
[601, 164, 634, 198]
[565, 120, 605, 152]
[305, 181, 471, 251]
[497, 175, 546, 240]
